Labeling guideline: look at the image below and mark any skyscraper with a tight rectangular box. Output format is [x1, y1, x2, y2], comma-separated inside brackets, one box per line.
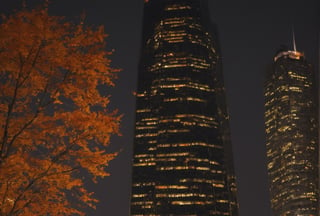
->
[264, 45, 319, 215]
[130, 0, 238, 215]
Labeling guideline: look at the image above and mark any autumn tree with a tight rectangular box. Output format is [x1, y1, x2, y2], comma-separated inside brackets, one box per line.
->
[0, 5, 120, 216]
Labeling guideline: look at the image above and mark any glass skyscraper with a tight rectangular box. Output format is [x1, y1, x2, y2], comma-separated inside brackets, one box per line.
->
[264, 46, 319, 215]
[130, 0, 238, 215]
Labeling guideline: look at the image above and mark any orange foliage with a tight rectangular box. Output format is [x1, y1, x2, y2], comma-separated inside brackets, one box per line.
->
[0, 5, 120, 216]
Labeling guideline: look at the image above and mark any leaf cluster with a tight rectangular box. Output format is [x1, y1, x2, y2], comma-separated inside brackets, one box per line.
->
[0, 5, 120, 216]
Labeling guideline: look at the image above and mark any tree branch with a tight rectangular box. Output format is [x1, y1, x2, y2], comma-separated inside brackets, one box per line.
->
[0, 40, 44, 163]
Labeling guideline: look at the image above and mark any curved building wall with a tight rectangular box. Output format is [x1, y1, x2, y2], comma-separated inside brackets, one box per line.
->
[131, 1, 238, 215]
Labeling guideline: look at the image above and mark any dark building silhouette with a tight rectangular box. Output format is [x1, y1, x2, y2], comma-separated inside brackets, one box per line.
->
[264, 45, 319, 215]
[130, 0, 238, 215]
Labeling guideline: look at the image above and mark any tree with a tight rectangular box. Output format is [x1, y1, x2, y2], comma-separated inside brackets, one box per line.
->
[0, 5, 120, 216]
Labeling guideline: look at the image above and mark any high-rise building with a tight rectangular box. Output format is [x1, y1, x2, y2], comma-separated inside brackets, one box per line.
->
[264, 45, 319, 215]
[130, 0, 238, 215]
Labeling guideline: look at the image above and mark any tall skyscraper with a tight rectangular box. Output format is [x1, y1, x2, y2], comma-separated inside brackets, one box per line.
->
[130, 0, 238, 215]
[264, 45, 319, 215]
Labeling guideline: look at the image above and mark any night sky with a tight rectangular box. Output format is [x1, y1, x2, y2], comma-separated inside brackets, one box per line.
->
[1, 1, 319, 215]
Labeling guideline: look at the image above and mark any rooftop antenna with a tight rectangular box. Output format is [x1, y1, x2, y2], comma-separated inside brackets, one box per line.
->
[292, 26, 297, 52]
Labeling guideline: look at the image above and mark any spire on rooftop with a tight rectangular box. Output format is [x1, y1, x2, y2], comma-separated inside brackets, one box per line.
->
[292, 26, 297, 52]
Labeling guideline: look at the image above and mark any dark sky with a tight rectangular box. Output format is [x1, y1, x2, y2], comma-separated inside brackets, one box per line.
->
[1, 1, 318, 216]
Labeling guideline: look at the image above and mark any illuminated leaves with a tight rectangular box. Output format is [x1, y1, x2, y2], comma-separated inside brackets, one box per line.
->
[0, 5, 120, 216]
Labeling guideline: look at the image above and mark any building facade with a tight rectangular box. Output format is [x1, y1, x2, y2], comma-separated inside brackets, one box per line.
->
[130, 0, 238, 215]
[264, 47, 319, 215]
